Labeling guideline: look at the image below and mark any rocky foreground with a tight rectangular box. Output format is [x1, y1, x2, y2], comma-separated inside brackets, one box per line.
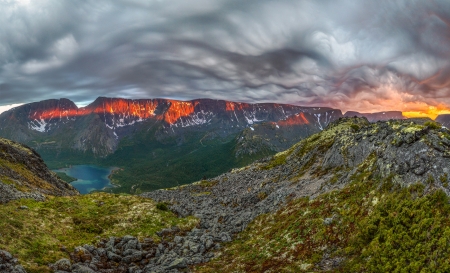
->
[41, 117, 450, 273]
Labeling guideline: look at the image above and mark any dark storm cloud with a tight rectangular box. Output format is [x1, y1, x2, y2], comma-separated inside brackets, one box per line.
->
[1, 0, 450, 113]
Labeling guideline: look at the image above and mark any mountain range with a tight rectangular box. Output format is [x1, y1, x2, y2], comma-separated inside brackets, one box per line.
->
[0, 97, 341, 192]
[0, 97, 447, 192]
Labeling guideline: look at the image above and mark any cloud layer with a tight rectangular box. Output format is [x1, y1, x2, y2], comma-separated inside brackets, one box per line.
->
[1, 0, 450, 114]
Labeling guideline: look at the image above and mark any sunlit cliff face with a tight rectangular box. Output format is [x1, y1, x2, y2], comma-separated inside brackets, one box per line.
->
[27, 99, 194, 125]
[23, 98, 319, 127]
[277, 113, 310, 126]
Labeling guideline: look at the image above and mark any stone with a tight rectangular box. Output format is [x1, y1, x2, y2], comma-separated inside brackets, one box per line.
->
[107, 251, 122, 262]
[71, 264, 96, 273]
[166, 258, 187, 269]
[323, 217, 334, 226]
[52, 258, 72, 271]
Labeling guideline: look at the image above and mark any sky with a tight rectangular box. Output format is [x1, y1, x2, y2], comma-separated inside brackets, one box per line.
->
[1, 0, 450, 118]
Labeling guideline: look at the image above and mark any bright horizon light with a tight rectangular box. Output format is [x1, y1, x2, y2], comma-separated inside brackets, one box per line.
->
[0, 103, 24, 114]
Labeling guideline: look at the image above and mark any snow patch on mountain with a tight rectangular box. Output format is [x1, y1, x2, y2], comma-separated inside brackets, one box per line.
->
[28, 119, 48, 132]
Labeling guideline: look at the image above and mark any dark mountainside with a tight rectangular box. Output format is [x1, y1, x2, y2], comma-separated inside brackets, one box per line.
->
[0, 137, 78, 203]
[0, 97, 342, 192]
[344, 110, 405, 122]
[7, 117, 443, 272]
[437, 114, 450, 128]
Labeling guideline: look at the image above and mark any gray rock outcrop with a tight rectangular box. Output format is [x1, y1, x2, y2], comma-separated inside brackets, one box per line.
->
[0, 250, 26, 273]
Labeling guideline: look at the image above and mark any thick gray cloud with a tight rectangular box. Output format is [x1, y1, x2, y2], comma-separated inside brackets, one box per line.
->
[1, 0, 450, 114]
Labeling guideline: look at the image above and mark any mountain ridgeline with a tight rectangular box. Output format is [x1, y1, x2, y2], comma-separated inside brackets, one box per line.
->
[0, 97, 340, 156]
[0, 137, 78, 203]
[0, 97, 342, 192]
[1, 97, 449, 193]
[343, 110, 405, 122]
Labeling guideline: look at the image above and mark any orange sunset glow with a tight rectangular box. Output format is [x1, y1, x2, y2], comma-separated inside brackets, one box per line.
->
[402, 106, 450, 120]
[339, 89, 450, 120]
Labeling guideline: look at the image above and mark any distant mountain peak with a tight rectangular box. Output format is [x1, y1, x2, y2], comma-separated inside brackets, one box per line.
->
[344, 110, 405, 122]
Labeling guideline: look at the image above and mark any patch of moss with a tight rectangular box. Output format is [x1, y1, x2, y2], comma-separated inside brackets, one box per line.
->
[258, 191, 268, 200]
[441, 173, 449, 187]
[426, 174, 435, 185]
[192, 192, 212, 197]
[350, 124, 360, 132]
[193, 180, 219, 188]
[261, 151, 288, 170]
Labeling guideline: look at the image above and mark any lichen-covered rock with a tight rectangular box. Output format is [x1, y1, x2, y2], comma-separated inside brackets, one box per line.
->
[50, 258, 72, 271]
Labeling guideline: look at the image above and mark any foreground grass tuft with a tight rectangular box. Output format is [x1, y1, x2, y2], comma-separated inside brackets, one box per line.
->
[0, 193, 198, 273]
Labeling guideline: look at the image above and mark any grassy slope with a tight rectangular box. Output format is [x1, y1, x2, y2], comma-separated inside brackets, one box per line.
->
[0, 193, 198, 273]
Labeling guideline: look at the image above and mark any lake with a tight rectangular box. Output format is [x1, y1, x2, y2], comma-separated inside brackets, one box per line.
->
[55, 165, 115, 194]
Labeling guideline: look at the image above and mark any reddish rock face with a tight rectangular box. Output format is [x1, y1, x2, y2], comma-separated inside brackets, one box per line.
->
[162, 100, 198, 124]
[23, 97, 338, 128]
[28, 98, 79, 120]
[0, 97, 343, 158]
[277, 112, 310, 126]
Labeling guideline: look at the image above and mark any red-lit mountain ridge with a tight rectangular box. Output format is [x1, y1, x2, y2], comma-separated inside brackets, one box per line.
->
[0, 97, 344, 191]
[10, 97, 446, 192]
[0, 97, 341, 153]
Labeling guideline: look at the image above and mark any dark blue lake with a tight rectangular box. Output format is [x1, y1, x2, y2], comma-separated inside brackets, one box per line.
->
[55, 165, 115, 194]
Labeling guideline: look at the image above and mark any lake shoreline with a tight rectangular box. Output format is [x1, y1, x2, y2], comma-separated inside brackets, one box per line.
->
[53, 165, 117, 194]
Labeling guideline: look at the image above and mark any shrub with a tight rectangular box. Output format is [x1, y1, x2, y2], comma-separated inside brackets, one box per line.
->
[350, 124, 360, 132]
[156, 202, 169, 211]
[425, 121, 441, 130]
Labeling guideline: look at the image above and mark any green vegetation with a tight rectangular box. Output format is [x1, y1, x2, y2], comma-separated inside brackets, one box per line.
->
[441, 173, 449, 187]
[350, 124, 360, 131]
[195, 168, 450, 272]
[156, 202, 169, 211]
[261, 150, 288, 170]
[0, 193, 198, 273]
[100, 130, 271, 193]
[425, 121, 442, 130]
[345, 185, 450, 272]
[54, 172, 77, 183]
